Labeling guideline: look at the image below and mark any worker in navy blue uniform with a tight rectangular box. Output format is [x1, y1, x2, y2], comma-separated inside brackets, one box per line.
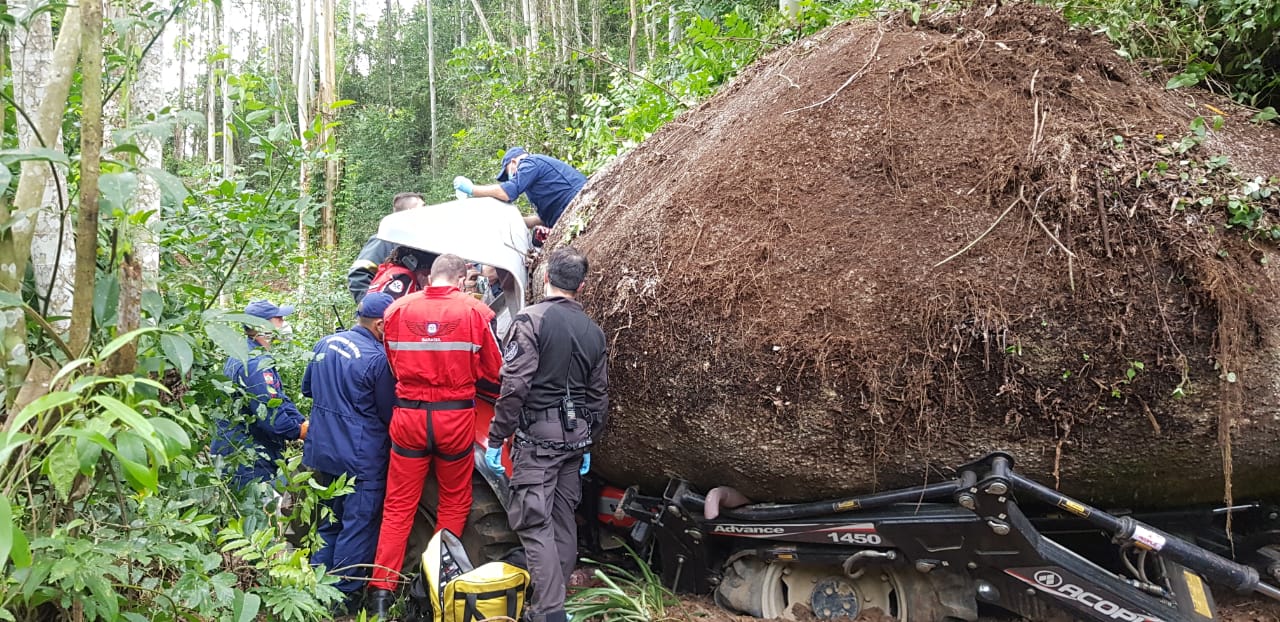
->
[301, 292, 398, 615]
[347, 192, 425, 303]
[452, 147, 587, 229]
[211, 300, 309, 489]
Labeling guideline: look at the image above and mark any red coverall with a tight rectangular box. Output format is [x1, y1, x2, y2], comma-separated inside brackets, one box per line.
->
[369, 285, 502, 592]
[368, 263, 418, 299]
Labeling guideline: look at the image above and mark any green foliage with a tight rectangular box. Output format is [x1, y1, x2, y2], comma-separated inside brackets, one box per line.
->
[1053, 0, 1280, 107]
[1145, 116, 1280, 238]
[566, 550, 677, 622]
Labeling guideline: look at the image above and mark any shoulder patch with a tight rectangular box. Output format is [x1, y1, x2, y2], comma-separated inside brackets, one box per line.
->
[262, 371, 279, 395]
[386, 279, 405, 293]
[503, 341, 522, 362]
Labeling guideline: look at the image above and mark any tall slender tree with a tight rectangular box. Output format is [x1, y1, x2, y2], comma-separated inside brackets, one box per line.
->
[11, 0, 75, 329]
[297, 0, 315, 255]
[71, 0, 104, 357]
[220, 0, 234, 177]
[426, 0, 438, 171]
[205, 5, 217, 163]
[319, 0, 339, 248]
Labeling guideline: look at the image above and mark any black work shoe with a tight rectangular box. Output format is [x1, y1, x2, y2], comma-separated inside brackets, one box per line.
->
[366, 589, 396, 620]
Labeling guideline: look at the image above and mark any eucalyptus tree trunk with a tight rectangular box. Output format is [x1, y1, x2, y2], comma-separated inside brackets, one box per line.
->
[205, 5, 217, 163]
[70, 0, 104, 357]
[668, 5, 679, 48]
[175, 13, 187, 159]
[426, 0, 438, 171]
[10, 0, 75, 329]
[319, 0, 338, 249]
[133, 22, 164, 284]
[627, 0, 637, 71]
[644, 2, 656, 64]
[2, 4, 82, 404]
[780, 0, 800, 21]
[220, 2, 234, 177]
[469, 0, 496, 46]
[523, 0, 538, 51]
[297, 0, 315, 256]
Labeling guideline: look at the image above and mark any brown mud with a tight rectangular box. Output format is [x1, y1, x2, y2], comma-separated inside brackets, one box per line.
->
[554, 4, 1280, 508]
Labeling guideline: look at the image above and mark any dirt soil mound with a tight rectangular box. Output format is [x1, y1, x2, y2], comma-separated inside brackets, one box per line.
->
[558, 4, 1280, 506]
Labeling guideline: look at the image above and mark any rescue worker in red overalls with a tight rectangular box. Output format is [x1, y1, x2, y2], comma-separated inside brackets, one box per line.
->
[368, 246, 438, 300]
[367, 254, 503, 617]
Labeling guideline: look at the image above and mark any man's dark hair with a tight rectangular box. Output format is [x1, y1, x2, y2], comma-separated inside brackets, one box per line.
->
[390, 246, 437, 272]
[431, 254, 469, 281]
[548, 247, 589, 292]
[392, 192, 424, 212]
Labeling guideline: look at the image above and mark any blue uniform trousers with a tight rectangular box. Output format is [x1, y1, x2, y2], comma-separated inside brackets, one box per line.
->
[312, 473, 387, 595]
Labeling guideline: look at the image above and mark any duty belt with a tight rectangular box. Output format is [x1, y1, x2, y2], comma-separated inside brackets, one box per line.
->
[514, 430, 592, 452]
[392, 399, 476, 462]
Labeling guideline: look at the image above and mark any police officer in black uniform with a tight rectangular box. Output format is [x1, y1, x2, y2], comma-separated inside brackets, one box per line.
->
[484, 246, 608, 622]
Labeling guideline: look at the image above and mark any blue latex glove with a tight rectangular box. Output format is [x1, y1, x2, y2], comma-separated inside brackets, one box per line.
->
[579, 453, 591, 476]
[453, 175, 474, 196]
[484, 446, 505, 477]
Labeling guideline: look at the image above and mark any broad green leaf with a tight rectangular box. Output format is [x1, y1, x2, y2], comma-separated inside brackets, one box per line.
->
[92, 396, 166, 460]
[98, 171, 139, 212]
[109, 143, 145, 158]
[142, 167, 189, 206]
[115, 432, 159, 491]
[45, 439, 79, 500]
[161, 333, 194, 375]
[330, 99, 357, 109]
[119, 457, 158, 492]
[246, 109, 273, 124]
[0, 496, 12, 568]
[206, 322, 250, 362]
[94, 273, 120, 327]
[1252, 107, 1278, 123]
[0, 433, 33, 471]
[10, 524, 30, 568]
[50, 358, 94, 387]
[267, 122, 292, 142]
[0, 291, 22, 308]
[98, 326, 164, 361]
[233, 590, 261, 622]
[149, 417, 192, 455]
[141, 290, 164, 319]
[0, 147, 70, 166]
[9, 391, 79, 435]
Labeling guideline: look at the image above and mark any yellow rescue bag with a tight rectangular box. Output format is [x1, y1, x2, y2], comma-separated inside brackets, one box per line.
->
[416, 529, 530, 622]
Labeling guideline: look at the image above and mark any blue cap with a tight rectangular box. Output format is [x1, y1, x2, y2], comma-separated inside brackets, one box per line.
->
[358, 292, 394, 319]
[244, 300, 295, 320]
[496, 147, 526, 182]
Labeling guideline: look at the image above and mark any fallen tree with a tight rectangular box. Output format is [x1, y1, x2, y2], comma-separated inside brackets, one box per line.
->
[552, 4, 1280, 507]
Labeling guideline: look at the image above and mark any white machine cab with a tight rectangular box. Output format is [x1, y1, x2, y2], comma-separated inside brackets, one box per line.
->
[375, 197, 531, 337]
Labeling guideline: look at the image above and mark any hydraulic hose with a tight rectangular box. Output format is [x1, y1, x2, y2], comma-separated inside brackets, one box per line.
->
[718, 480, 962, 521]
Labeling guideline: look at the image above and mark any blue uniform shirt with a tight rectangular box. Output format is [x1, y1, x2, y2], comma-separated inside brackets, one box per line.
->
[212, 340, 306, 486]
[498, 154, 586, 227]
[301, 325, 397, 481]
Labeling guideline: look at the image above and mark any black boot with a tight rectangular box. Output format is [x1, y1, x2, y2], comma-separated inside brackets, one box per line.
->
[366, 589, 396, 620]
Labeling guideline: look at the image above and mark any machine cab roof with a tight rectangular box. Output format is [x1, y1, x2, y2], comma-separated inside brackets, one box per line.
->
[375, 197, 531, 337]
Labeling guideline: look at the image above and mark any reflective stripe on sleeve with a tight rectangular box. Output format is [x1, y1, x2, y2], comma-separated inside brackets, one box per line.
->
[351, 259, 379, 272]
[386, 341, 482, 352]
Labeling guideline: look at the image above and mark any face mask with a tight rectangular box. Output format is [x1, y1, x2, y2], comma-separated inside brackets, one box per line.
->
[276, 320, 295, 342]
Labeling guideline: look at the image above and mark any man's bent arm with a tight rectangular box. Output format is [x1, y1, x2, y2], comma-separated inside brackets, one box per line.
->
[470, 184, 512, 202]
[489, 315, 538, 446]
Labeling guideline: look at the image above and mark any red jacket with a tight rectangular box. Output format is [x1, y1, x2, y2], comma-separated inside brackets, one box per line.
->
[383, 285, 501, 402]
[369, 263, 418, 299]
